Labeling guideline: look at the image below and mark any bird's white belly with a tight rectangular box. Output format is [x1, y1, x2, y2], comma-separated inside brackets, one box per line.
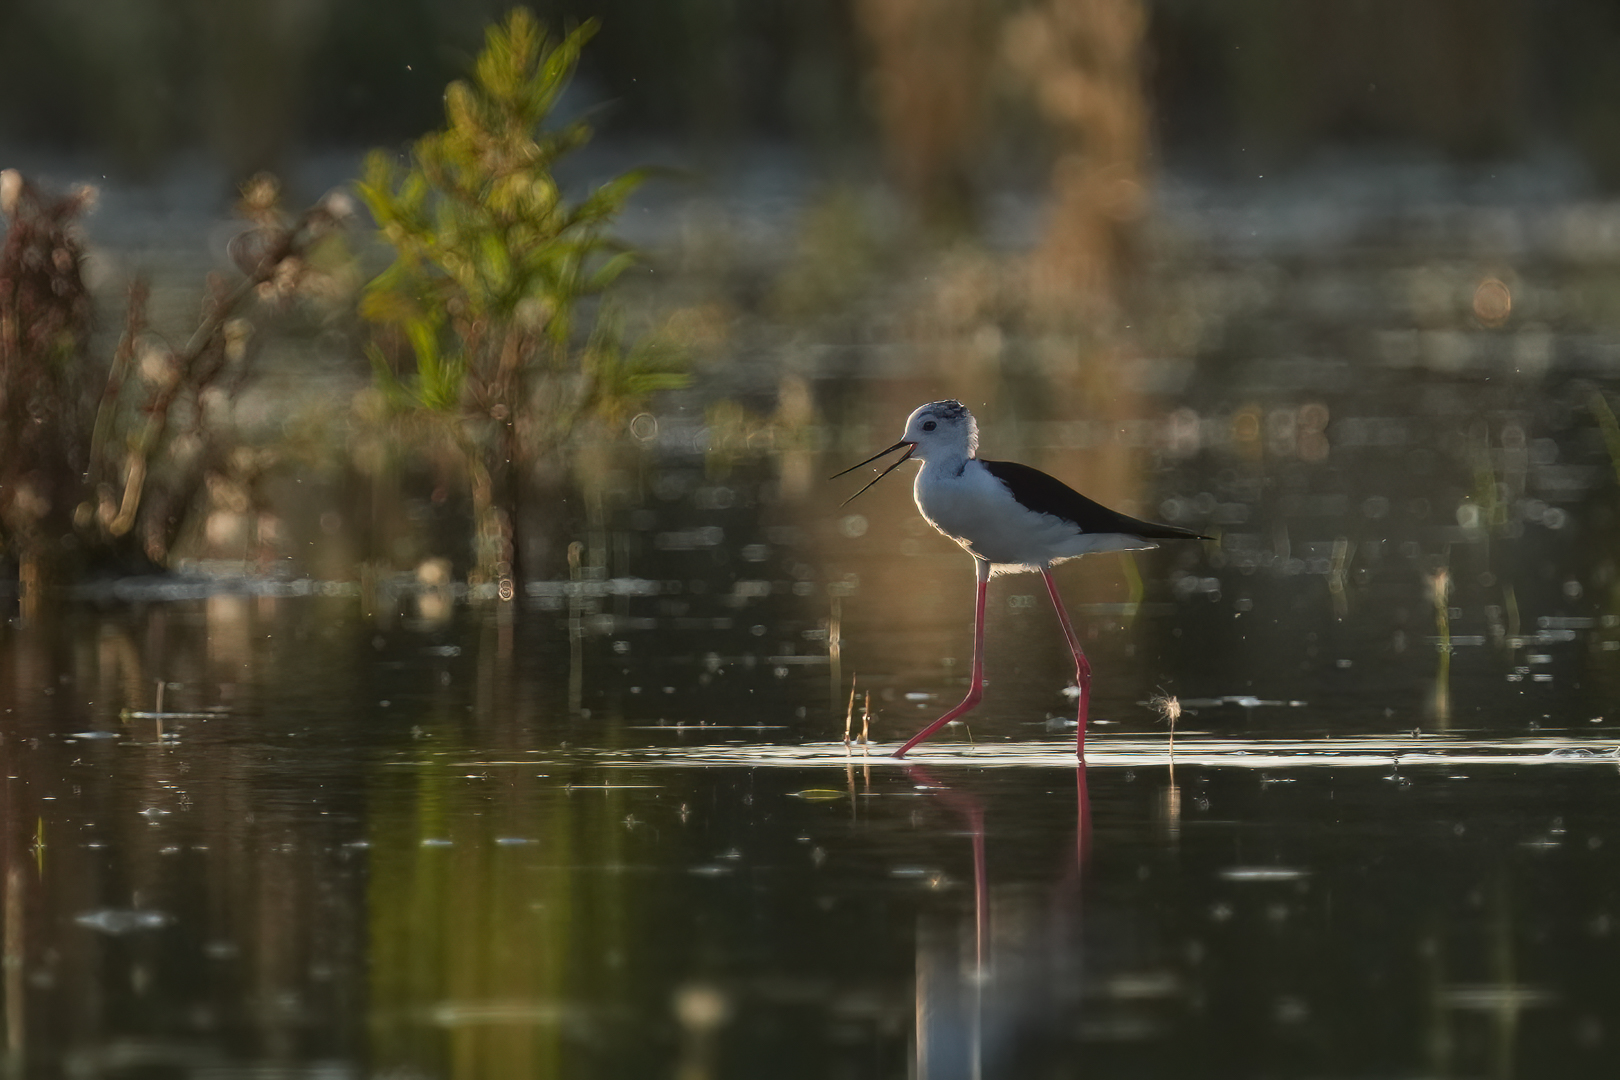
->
[915, 466, 1154, 571]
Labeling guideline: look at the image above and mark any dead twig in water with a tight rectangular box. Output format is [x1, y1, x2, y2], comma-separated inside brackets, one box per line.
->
[843, 677, 859, 746]
[106, 179, 351, 548]
[1149, 689, 1183, 757]
[1149, 688, 1184, 838]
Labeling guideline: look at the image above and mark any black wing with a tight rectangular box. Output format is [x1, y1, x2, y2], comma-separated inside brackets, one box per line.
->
[979, 459, 1213, 541]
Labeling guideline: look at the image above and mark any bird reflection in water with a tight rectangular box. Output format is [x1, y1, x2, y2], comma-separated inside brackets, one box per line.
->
[902, 763, 1092, 1079]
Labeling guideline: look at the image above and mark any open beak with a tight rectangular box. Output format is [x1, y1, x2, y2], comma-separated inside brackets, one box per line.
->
[831, 440, 916, 506]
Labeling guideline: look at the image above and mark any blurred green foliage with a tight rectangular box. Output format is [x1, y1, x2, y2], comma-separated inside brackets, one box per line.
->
[356, 9, 687, 582]
[11, 0, 1620, 189]
[0, 0, 858, 177]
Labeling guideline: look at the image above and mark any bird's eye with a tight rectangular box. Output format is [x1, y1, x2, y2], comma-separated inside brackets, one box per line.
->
[922, 420, 937, 431]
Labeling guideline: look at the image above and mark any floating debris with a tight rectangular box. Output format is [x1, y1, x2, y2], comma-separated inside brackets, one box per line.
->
[1440, 985, 1557, 1011]
[75, 909, 174, 935]
[123, 711, 220, 720]
[579, 735, 1620, 770]
[688, 865, 731, 877]
[1219, 867, 1310, 882]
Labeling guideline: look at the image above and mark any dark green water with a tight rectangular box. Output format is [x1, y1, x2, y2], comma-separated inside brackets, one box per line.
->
[2, 587, 1618, 1078]
[9, 160, 1620, 1077]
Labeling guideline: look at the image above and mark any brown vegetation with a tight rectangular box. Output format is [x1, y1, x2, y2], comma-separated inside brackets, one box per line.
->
[0, 171, 349, 603]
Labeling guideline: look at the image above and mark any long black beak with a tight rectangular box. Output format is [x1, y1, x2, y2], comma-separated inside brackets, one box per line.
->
[831, 440, 916, 506]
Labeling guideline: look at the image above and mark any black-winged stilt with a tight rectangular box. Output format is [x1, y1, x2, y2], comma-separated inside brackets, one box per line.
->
[834, 400, 1211, 760]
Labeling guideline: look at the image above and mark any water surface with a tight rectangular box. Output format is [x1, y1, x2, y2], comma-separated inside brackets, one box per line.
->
[8, 162, 1620, 1077]
[3, 592, 1618, 1078]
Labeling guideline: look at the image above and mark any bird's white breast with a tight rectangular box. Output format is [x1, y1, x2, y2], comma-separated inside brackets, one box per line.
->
[913, 459, 1156, 572]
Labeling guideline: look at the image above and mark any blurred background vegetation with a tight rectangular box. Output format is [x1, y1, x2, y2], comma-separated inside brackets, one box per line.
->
[2, 0, 1619, 183]
[7, 0, 1620, 589]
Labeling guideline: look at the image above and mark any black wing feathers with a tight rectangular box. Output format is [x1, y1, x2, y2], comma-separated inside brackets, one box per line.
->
[979, 459, 1212, 541]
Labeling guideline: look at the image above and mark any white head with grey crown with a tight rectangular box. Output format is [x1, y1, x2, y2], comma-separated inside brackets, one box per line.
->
[898, 400, 978, 461]
[831, 399, 978, 504]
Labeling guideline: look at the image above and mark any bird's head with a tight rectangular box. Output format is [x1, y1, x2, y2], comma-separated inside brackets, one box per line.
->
[900, 400, 977, 461]
[831, 400, 978, 505]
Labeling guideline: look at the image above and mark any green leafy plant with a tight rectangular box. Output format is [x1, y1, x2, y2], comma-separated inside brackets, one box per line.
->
[356, 9, 686, 585]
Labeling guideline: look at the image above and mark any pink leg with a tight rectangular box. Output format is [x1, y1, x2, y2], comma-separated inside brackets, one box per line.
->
[1042, 569, 1091, 762]
[894, 559, 991, 758]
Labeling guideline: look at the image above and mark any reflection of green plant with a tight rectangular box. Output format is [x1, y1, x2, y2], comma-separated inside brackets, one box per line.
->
[368, 748, 635, 1078]
[356, 10, 686, 584]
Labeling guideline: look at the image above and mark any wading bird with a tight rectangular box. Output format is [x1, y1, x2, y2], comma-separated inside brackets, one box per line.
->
[834, 400, 1210, 760]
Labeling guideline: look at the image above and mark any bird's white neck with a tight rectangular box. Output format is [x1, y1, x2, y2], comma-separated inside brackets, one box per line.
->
[915, 447, 974, 478]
